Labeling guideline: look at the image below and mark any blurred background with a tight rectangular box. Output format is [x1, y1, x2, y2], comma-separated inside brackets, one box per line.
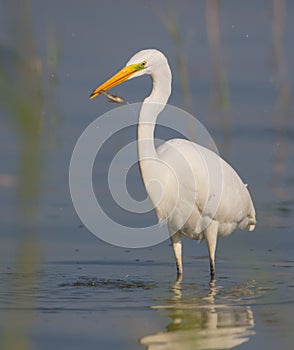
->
[0, 1, 293, 349]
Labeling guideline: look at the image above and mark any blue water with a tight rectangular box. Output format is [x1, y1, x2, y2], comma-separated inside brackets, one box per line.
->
[0, 1, 294, 349]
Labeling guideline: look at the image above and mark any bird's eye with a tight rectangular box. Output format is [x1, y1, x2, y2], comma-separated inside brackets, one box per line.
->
[141, 61, 147, 67]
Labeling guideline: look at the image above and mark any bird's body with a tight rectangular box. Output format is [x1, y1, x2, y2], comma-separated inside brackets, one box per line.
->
[90, 49, 256, 280]
[155, 138, 255, 237]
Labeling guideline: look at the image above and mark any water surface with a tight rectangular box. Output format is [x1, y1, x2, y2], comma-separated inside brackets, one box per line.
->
[0, 1, 293, 349]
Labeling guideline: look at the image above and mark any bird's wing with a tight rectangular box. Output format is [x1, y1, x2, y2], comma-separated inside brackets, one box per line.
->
[157, 139, 256, 232]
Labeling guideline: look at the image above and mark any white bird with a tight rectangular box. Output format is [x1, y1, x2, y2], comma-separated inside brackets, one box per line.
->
[90, 49, 256, 280]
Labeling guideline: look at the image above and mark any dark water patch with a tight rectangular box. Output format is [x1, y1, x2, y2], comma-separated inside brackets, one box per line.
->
[59, 276, 156, 290]
[272, 260, 294, 268]
[274, 201, 293, 217]
[272, 264, 293, 269]
[276, 206, 291, 214]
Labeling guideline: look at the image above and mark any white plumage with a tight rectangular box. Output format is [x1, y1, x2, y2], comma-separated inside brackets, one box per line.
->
[91, 49, 256, 280]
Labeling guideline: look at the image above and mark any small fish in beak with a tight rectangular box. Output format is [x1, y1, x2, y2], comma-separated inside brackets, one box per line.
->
[97, 90, 125, 104]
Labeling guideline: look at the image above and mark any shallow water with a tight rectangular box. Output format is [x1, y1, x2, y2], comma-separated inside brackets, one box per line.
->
[1, 252, 293, 349]
[1, 1, 294, 349]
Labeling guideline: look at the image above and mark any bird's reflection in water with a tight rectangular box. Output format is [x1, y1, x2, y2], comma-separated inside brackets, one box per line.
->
[139, 278, 255, 350]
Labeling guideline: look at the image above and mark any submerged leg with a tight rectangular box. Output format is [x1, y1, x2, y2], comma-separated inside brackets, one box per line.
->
[204, 222, 218, 281]
[170, 231, 183, 277]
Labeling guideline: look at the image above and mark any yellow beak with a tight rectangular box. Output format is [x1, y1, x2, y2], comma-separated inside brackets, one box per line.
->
[89, 63, 142, 99]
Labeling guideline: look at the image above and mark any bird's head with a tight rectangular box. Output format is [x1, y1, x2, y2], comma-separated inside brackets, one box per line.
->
[89, 49, 167, 99]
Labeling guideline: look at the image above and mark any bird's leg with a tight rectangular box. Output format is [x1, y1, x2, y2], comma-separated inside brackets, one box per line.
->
[209, 261, 215, 281]
[170, 231, 183, 277]
[204, 222, 218, 281]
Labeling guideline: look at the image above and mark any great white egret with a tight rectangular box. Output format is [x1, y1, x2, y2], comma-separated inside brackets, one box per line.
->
[90, 49, 256, 280]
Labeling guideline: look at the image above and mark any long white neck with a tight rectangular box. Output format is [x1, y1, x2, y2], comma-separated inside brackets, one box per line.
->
[138, 61, 172, 189]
